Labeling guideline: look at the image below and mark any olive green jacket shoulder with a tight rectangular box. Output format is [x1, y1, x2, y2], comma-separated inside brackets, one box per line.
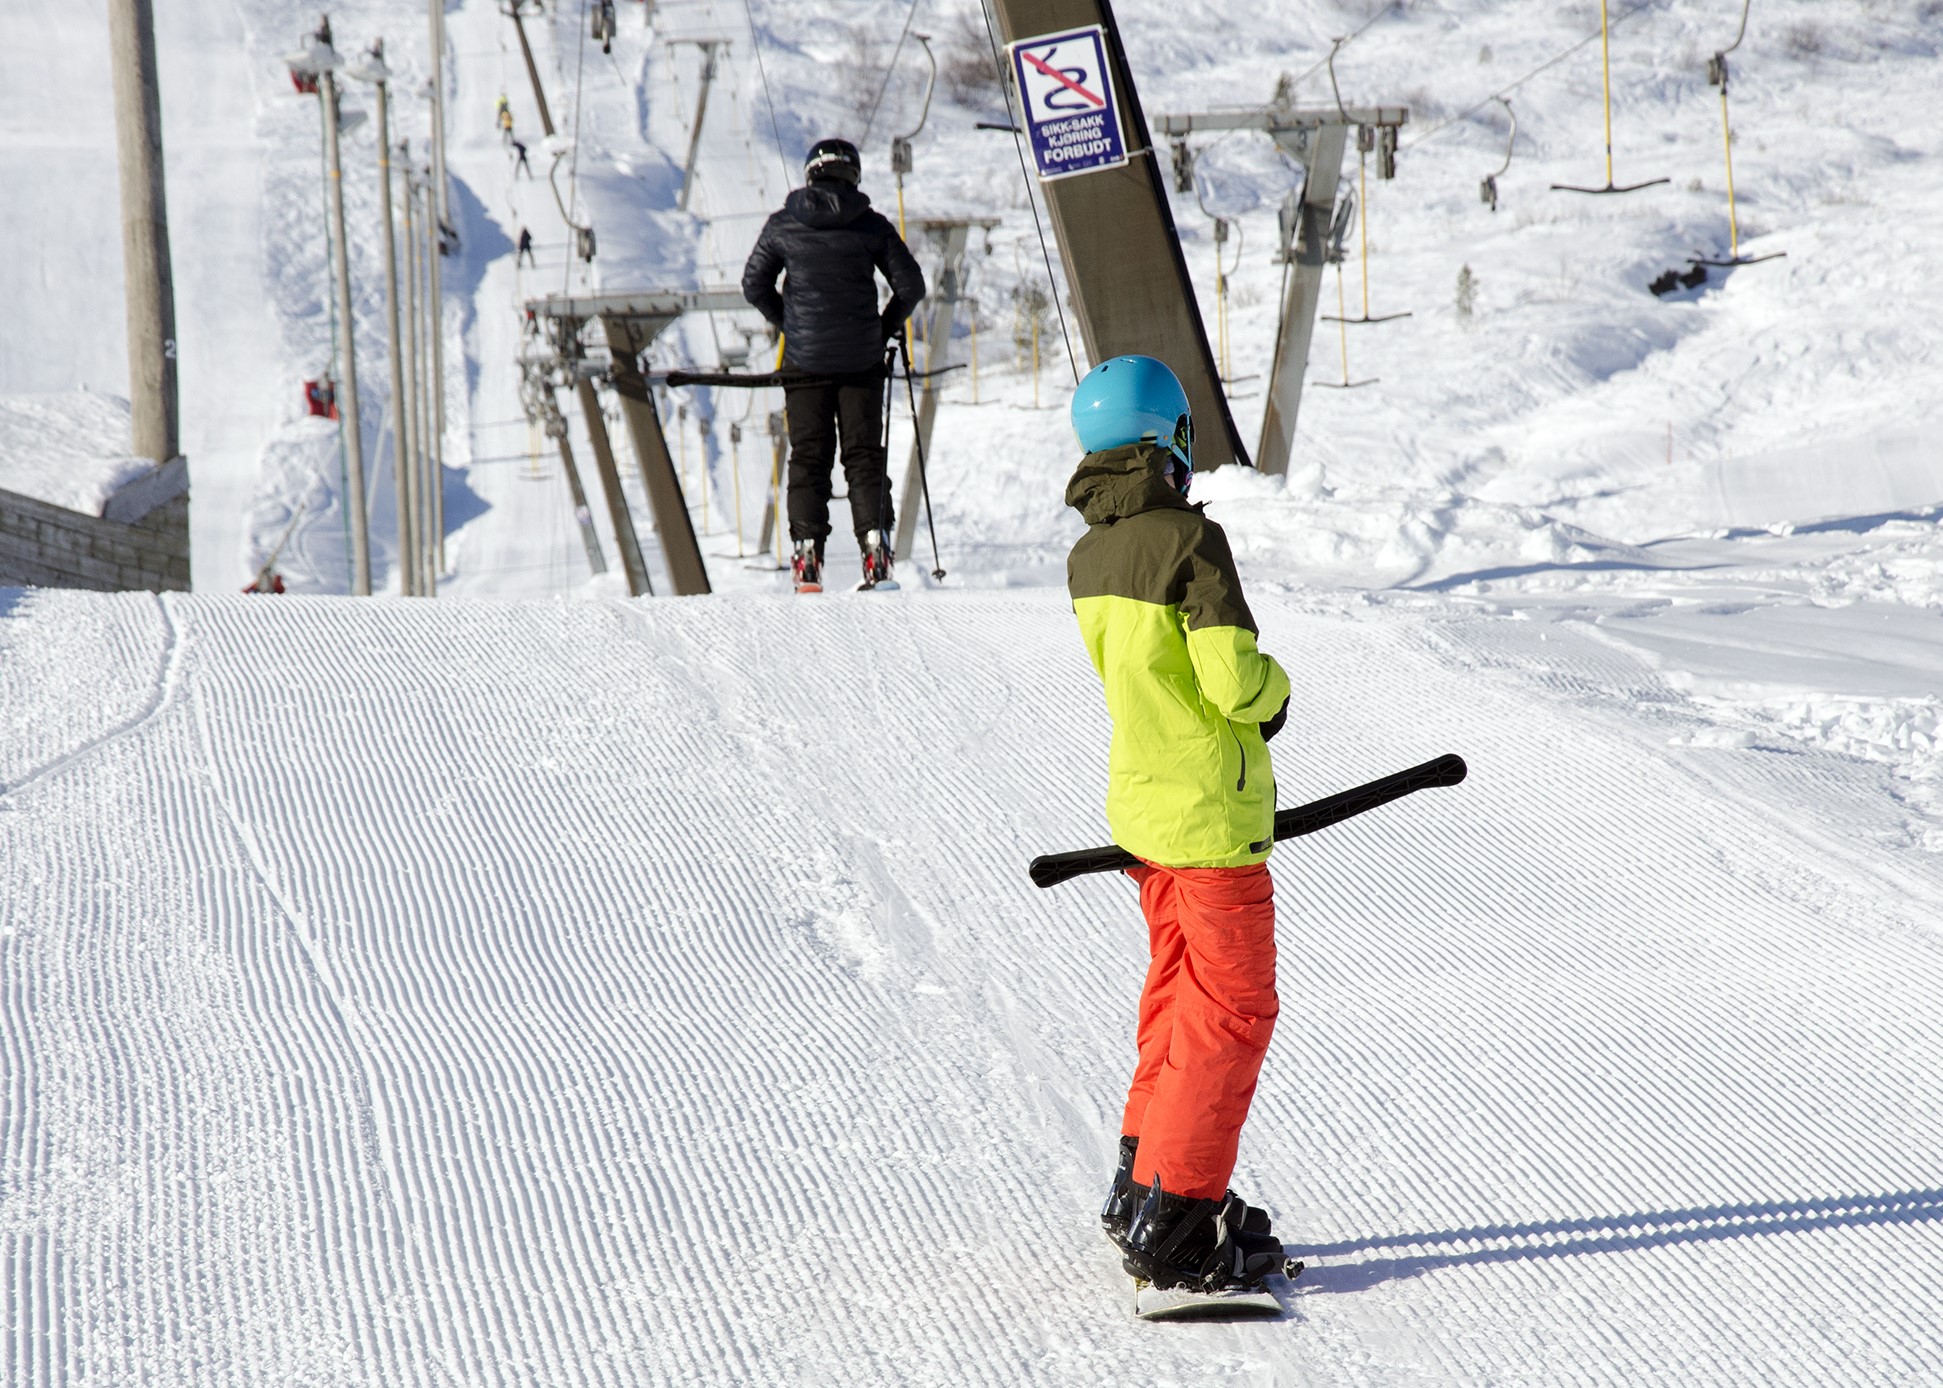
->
[1065, 444, 1290, 868]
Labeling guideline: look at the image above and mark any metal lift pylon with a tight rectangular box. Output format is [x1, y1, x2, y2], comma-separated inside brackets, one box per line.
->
[894, 216, 999, 567]
[527, 289, 747, 596]
[987, 0, 1249, 471]
[1154, 101, 1408, 476]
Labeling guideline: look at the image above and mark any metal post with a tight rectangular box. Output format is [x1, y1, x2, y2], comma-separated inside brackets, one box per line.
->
[574, 377, 653, 596]
[506, 2, 557, 136]
[422, 163, 444, 590]
[895, 221, 971, 563]
[987, 0, 1245, 469]
[107, 0, 178, 469]
[601, 314, 710, 595]
[400, 151, 424, 595]
[676, 41, 722, 212]
[365, 50, 414, 595]
[1257, 122, 1346, 477]
[429, 0, 450, 231]
[319, 64, 372, 594]
[545, 386, 607, 576]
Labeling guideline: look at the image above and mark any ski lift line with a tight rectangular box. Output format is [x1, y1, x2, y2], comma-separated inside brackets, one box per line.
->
[861, 0, 924, 147]
[974, 0, 1079, 384]
[1285, 3, 1398, 95]
[1402, 0, 1665, 152]
[1322, 147, 1410, 325]
[739, 0, 795, 190]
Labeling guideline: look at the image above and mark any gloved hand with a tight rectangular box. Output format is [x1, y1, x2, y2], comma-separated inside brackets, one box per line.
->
[881, 313, 907, 351]
[1261, 696, 1290, 743]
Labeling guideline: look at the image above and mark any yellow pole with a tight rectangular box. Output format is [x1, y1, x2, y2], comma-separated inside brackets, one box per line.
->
[1216, 255, 1229, 381]
[1359, 150, 1372, 320]
[1718, 84, 1740, 259]
[1600, 0, 1615, 188]
[1335, 263, 1351, 384]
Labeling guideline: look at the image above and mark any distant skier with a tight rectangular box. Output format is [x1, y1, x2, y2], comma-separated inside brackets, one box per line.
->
[741, 137, 925, 592]
[497, 102, 514, 146]
[512, 138, 531, 178]
[1065, 356, 1293, 1298]
[516, 226, 535, 268]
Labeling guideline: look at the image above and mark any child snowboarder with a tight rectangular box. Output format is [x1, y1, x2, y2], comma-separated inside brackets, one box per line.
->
[1064, 355, 1293, 1297]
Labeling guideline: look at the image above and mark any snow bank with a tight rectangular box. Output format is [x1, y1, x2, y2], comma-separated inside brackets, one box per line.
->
[0, 390, 155, 515]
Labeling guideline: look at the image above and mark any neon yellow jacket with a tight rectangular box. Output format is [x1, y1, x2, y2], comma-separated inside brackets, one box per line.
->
[1066, 444, 1291, 868]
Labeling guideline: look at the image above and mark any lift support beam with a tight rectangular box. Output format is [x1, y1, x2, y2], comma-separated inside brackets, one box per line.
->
[1154, 105, 1408, 476]
[987, 0, 1249, 471]
[527, 288, 746, 596]
[895, 216, 1000, 564]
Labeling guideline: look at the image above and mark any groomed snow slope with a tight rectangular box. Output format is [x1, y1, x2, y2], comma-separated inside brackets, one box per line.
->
[6, 586, 1943, 1385]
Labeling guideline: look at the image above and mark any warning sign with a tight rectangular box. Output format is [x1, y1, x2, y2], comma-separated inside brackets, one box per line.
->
[1008, 26, 1128, 181]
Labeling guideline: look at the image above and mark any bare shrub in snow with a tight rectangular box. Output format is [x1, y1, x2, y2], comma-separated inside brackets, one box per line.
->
[1455, 264, 1477, 320]
[1785, 22, 1825, 58]
[940, 9, 1001, 108]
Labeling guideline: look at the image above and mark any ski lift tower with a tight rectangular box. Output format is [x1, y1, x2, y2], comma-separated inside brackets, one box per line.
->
[525, 287, 747, 596]
[1153, 102, 1408, 476]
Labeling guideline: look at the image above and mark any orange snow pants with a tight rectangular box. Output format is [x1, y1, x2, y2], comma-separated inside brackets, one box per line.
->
[1122, 861, 1279, 1201]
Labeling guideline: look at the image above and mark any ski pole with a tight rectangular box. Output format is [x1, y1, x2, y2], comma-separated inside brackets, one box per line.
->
[1027, 753, 1467, 889]
[897, 332, 946, 581]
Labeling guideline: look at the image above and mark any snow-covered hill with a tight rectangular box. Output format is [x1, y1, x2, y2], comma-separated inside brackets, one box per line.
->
[5, 0, 1943, 1381]
[7, 585, 1943, 1384]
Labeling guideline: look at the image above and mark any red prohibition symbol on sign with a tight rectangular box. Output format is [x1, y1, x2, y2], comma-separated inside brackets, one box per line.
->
[1019, 47, 1106, 110]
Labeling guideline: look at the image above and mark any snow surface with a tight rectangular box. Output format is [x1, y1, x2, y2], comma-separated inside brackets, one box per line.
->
[0, 391, 151, 515]
[5, 0, 1943, 1380]
[6, 587, 1943, 1385]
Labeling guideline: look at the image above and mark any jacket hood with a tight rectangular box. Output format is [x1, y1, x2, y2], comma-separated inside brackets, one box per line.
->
[785, 181, 873, 230]
[1064, 444, 1192, 526]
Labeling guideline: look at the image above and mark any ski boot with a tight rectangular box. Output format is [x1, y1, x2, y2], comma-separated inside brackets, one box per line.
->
[1123, 1179, 1264, 1293]
[792, 538, 824, 594]
[858, 529, 897, 590]
[1101, 1140, 1286, 1278]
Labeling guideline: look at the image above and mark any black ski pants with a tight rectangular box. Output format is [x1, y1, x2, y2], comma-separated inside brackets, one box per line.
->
[783, 366, 893, 549]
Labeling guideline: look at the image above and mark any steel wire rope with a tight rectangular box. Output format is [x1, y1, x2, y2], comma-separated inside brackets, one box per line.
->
[739, 0, 796, 190]
[1402, 0, 1666, 151]
[860, 0, 923, 146]
[975, 0, 1078, 383]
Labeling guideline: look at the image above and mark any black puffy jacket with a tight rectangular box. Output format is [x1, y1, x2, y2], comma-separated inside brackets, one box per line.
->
[741, 181, 927, 375]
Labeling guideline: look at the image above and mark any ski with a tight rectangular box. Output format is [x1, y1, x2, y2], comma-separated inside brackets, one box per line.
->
[1029, 753, 1467, 888]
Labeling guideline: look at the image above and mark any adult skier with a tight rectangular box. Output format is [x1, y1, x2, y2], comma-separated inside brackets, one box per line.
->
[1065, 355, 1293, 1298]
[741, 138, 926, 592]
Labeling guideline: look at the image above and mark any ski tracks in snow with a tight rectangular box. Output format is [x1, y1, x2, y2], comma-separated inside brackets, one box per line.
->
[5, 590, 1943, 1385]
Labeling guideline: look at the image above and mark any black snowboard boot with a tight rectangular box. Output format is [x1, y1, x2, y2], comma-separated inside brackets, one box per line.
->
[1103, 1139, 1282, 1276]
[1100, 1135, 1142, 1250]
[1123, 1178, 1261, 1292]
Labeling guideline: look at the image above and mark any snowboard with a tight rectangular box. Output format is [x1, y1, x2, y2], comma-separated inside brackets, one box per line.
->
[1132, 1259, 1302, 1322]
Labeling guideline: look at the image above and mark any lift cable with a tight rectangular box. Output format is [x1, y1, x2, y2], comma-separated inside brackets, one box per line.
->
[740, 0, 796, 190]
[975, 0, 1079, 383]
[861, 0, 924, 147]
[1403, 0, 1664, 152]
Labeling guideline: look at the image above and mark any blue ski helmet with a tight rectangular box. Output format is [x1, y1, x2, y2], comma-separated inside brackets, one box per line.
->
[1070, 355, 1194, 473]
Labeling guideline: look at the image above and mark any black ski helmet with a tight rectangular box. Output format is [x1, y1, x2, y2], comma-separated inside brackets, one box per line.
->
[804, 137, 862, 186]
